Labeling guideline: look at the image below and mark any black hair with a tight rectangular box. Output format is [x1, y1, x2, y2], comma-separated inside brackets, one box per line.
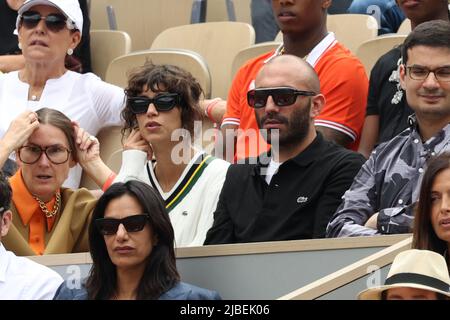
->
[402, 20, 450, 65]
[86, 180, 180, 299]
[0, 172, 12, 217]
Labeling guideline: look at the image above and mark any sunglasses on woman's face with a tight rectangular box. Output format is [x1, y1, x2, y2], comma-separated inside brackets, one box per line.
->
[20, 11, 75, 33]
[127, 93, 180, 114]
[95, 214, 149, 236]
[247, 87, 316, 108]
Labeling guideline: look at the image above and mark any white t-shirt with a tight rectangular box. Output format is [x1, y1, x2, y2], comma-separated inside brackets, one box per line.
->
[0, 71, 125, 188]
[0, 244, 63, 299]
[264, 159, 282, 185]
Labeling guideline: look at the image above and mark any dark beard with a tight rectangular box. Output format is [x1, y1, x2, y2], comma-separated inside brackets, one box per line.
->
[256, 103, 311, 148]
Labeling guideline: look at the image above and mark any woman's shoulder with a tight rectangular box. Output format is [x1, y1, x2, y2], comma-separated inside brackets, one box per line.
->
[159, 282, 222, 300]
[61, 187, 97, 202]
[53, 281, 88, 300]
[207, 156, 231, 171]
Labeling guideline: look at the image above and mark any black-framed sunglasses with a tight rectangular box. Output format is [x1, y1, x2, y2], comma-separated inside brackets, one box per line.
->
[18, 145, 71, 165]
[20, 11, 75, 32]
[95, 214, 150, 236]
[247, 87, 316, 108]
[127, 93, 181, 114]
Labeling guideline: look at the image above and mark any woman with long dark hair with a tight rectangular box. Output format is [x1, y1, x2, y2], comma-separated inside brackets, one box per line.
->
[413, 153, 450, 268]
[54, 180, 221, 300]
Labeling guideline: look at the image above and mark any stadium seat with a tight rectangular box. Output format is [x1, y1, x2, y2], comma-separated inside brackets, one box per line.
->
[327, 14, 378, 53]
[355, 35, 406, 76]
[206, 0, 251, 24]
[397, 18, 411, 35]
[90, 29, 131, 80]
[231, 41, 281, 80]
[105, 49, 211, 98]
[151, 21, 255, 99]
[106, 0, 198, 50]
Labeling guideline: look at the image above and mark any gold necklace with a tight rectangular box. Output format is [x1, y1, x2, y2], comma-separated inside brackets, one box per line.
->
[278, 46, 308, 61]
[33, 193, 61, 218]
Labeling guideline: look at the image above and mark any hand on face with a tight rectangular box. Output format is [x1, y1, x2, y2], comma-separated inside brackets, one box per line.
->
[73, 122, 100, 166]
[1, 111, 39, 153]
[124, 128, 154, 161]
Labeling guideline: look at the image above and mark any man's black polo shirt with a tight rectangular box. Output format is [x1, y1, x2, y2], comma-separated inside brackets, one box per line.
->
[204, 133, 365, 244]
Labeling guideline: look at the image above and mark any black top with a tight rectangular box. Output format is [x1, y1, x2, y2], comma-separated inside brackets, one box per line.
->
[366, 46, 413, 145]
[204, 133, 365, 244]
[0, 0, 20, 55]
[74, 0, 91, 73]
[1, 159, 17, 177]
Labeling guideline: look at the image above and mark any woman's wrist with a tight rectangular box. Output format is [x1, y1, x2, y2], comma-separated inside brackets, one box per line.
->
[205, 98, 223, 123]
[80, 158, 113, 188]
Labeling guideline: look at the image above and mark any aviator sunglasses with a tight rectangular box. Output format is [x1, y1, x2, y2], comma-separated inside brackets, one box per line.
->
[95, 214, 150, 236]
[127, 93, 181, 114]
[20, 11, 75, 32]
[247, 87, 316, 108]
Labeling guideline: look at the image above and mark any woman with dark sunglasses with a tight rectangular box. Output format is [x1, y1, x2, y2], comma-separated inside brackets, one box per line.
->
[0, 0, 124, 188]
[103, 62, 230, 248]
[0, 107, 107, 256]
[54, 180, 221, 300]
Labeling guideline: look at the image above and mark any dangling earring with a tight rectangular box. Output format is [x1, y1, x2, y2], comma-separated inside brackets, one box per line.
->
[67, 48, 73, 56]
[18, 42, 22, 50]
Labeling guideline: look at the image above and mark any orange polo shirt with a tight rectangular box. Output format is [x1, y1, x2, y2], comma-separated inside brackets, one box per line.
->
[10, 170, 58, 255]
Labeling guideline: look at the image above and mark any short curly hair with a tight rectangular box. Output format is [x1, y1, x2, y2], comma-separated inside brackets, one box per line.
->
[121, 62, 203, 138]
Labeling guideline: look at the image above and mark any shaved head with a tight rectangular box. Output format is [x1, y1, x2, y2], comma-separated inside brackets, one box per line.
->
[253, 54, 325, 152]
[256, 55, 320, 93]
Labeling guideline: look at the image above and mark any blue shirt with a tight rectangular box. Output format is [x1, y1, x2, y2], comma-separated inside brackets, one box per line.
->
[53, 281, 221, 300]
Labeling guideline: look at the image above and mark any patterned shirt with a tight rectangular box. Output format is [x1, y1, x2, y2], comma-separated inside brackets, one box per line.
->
[326, 116, 450, 237]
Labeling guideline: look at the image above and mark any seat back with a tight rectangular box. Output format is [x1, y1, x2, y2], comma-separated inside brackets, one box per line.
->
[105, 49, 211, 98]
[90, 29, 132, 80]
[397, 18, 411, 35]
[356, 35, 406, 76]
[151, 21, 255, 99]
[327, 14, 378, 53]
[107, 0, 197, 50]
[88, 0, 109, 29]
[206, 0, 251, 23]
[231, 41, 280, 80]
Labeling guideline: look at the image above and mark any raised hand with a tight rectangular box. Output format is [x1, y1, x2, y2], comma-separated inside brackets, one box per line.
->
[124, 128, 153, 160]
[73, 123, 100, 167]
[1, 111, 39, 153]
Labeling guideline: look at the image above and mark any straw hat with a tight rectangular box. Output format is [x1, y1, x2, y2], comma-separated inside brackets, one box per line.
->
[358, 249, 450, 300]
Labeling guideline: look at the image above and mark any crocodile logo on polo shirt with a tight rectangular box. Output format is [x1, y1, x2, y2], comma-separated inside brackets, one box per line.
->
[297, 196, 308, 204]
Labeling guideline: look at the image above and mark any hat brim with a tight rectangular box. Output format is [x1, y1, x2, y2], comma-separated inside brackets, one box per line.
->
[358, 282, 450, 300]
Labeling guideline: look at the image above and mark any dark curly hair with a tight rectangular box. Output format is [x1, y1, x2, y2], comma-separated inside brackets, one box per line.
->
[121, 62, 203, 139]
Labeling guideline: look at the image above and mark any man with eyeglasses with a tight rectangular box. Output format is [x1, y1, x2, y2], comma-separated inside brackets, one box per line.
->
[327, 20, 450, 237]
[358, 0, 450, 159]
[0, 172, 63, 299]
[204, 55, 365, 244]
